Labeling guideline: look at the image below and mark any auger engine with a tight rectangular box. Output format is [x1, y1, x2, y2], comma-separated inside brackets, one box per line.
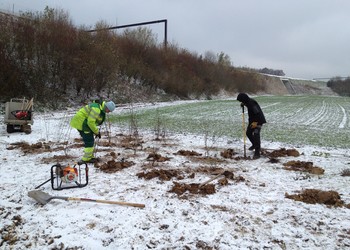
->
[50, 163, 89, 190]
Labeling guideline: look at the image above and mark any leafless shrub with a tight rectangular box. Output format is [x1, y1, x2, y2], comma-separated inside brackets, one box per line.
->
[340, 168, 350, 177]
[154, 109, 167, 141]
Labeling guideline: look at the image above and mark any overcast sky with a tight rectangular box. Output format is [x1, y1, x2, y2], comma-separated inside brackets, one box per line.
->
[1, 0, 349, 80]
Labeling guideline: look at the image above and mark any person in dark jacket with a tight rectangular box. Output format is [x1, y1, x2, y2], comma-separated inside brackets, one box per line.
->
[237, 93, 266, 159]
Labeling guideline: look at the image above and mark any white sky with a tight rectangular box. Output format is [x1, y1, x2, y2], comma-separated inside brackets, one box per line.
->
[1, 0, 350, 80]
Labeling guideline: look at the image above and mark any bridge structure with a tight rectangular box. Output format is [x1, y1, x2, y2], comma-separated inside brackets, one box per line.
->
[313, 77, 349, 81]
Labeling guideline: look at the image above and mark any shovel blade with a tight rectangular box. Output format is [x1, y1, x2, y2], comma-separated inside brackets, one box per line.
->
[28, 190, 52, 205]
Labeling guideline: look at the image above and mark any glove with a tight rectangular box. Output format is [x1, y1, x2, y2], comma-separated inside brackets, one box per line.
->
[250, 122, 258, 128]
[96, 132, 101, 139]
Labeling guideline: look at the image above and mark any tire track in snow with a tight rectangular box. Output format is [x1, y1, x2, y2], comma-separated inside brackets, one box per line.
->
[261, 102, 280, 109]
[304, 100, 327, 126]
[338, 104, 347, 128]
[264, 102, 305, 125]
[289, 99, 317, 126]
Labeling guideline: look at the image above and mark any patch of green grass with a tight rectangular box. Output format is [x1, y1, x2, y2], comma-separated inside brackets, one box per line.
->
[111, 96, 350, 148]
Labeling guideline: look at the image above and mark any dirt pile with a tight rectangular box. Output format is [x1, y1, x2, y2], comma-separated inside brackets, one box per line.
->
[285, 189, 349, 208]
[174, 150, 202, 156]
[220, 148, 237, 159]
[7, 141, 51, 154]
[137, 169, 185, 181]
[267, 148, 300, 158]
[95, 160, 134, 173]
[169, 182, 216, 196]
[283, 160, 325, 175]
[146, 153, 171, 162]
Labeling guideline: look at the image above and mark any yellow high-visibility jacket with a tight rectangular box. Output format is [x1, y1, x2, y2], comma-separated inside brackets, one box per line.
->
[70, 102, 106, 134]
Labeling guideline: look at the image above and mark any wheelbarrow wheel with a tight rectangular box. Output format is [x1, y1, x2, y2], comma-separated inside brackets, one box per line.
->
[6, 124, 14, 133]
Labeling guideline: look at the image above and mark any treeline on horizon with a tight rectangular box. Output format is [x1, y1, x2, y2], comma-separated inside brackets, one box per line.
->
[327, 77, 350, 96]
[1, 7, 287, 107]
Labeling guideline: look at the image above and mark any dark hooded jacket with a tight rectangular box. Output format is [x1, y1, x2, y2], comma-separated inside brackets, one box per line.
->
[237, 93, 266, 125]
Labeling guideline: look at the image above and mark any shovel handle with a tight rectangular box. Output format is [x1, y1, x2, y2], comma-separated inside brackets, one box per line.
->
[67, 197, 145, 208]
[199, 170, 226, 188]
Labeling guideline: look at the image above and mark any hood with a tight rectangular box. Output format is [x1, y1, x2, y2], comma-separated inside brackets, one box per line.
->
[237, 93, 250, 104]
[104, 101, 116, 112]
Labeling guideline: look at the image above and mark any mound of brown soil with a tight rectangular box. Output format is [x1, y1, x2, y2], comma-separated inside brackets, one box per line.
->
[95, 159, 134, 173]
[7, 141, 51, 154]
[285, 189, 345, 207]
[146, 153, 171, 162]
[220, 148, 237, 159]
[174, 150, 202, 156]
[137, 169, 183, 181]
[169, 182, 215, 196]
[283, 160, 324, 175]
[267, 148, 300, 158]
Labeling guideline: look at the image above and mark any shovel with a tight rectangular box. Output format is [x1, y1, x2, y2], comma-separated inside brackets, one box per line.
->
[199, 170, 227, 188]
[28, 190, 145, 208]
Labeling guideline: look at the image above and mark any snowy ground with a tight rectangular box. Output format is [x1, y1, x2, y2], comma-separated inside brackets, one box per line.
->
[1, 103, 350, 250]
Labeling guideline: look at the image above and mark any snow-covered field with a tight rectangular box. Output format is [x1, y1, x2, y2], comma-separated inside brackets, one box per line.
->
[1, 99, 350, 250]
[115, 95, 350, 148]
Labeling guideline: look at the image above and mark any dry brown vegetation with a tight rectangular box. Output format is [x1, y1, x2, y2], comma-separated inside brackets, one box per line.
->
[0, 8, 272, 106]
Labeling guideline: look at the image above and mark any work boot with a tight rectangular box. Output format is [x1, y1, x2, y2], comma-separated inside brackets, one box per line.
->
[253, 150, 260, 159]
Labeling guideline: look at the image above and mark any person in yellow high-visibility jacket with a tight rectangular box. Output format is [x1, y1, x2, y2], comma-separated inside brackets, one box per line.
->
[70, 100, 116, 163]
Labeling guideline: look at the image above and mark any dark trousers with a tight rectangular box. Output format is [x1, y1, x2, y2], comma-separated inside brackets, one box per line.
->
[246, 125, 261, 151]
[78, 130, 95, 147]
